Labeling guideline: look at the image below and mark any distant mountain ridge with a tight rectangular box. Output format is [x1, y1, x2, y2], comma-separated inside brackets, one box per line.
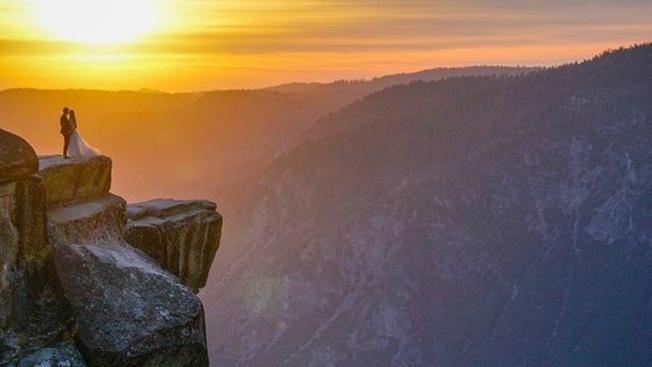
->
[263, 66, 537, 114]
[203, 44, 652, 366]
[0, 66, 528, 203]
[265, 66, 537, 95]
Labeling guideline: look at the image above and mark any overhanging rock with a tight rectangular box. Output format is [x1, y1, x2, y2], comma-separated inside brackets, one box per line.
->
[126, 199, 223, 290]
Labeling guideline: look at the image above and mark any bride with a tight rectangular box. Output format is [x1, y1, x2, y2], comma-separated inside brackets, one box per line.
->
[67, 110, 101, 159]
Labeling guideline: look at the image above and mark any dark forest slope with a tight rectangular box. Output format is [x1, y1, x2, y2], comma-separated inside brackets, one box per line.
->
[203, 45, 652, 366]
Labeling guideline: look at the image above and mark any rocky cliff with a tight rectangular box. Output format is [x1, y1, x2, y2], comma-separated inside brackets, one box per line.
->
[202, 45, 652, 366]
[0, 130, 77, 366]
[0, 131, 222, 366]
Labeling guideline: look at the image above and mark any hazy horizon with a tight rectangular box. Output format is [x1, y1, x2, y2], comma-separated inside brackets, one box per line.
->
[2, 0, 651, 91]
[0, 64, 544, 94]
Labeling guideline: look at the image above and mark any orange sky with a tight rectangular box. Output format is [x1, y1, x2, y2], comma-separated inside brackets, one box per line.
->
[1, 0, 651, 91]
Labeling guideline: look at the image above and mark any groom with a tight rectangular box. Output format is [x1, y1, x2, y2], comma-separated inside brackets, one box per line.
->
[60, 107, 74, 159]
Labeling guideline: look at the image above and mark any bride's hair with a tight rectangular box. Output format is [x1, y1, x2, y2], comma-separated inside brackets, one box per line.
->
[69, 109, 76, 121]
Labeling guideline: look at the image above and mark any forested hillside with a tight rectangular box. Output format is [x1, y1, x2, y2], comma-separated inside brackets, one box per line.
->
[203, 45, 652, 366]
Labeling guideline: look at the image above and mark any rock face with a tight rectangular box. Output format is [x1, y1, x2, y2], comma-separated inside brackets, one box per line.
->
[39, 155, 111, 206]
[40, 156, 210, 367]
[0, 129, 74, 365]
[6, 342, 86, 367]
[1, 130, 220, 366]
[47, 194, 128, 246]
[126, 199, 222, 290]
[54, 242, 208, 367]
[0, 130, 38, 184]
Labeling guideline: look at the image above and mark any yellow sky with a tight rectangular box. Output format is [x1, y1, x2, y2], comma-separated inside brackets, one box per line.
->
[1, 0, 651, 91]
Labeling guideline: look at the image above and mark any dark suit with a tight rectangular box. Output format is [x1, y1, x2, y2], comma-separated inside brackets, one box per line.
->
[60, 114, 74, 156]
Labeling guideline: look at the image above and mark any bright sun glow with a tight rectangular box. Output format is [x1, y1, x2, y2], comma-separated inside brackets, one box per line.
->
[36, 0, 156, 44]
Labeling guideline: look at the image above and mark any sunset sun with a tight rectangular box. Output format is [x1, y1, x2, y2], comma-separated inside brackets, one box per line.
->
[36, 0, 156, 44]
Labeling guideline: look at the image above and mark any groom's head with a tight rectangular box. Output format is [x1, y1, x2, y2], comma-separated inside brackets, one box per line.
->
[63, 107, 69, 115]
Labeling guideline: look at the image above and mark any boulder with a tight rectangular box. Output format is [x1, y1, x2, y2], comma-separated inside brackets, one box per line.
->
[53, 241, 208, 367]
[0, 129, 38, 184]
[47, 194, 127, 246]
[0, 135, 73, 364]
[38, 155, 111, 207]
[42, 169, 209, 366]
[9, 342, 87, 367]
[125, 199, 222, 290]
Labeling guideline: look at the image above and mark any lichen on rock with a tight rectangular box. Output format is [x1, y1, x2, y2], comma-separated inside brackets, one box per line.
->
[7, 342, 86, 367]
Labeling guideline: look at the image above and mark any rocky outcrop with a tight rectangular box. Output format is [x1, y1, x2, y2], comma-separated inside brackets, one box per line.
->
[0, 130, 38, 184]
[39, 155, 111, 206]
[0, 129, 74, 365]
[47, 194, 127, 246]
[126, 199, 222, 290]
[40, 156, 210, 367]
[1, 129, 221, 366]
[54, 242, 208, 367]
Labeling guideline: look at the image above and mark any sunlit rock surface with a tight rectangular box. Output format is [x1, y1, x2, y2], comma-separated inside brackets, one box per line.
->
[126, 199, 222, 290]
[47, 194, 127, 246]
[41, 155, 209, 367]
[0, 130, 75, 365]
[39, 155, 111, 207]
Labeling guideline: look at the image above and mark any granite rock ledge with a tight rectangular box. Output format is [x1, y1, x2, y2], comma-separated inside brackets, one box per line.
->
[39, 155, 111, 207]
[39, 155, 213, 367]
[0, 128, 221, 367]
[126, 199, 223, 291]
[0, 129, 75, 365]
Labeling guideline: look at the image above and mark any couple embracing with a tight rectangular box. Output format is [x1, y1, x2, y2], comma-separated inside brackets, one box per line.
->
[60, 107, 101, 159]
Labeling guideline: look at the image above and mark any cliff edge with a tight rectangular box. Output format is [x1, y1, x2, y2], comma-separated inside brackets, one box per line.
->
[0, 130, 222, 367]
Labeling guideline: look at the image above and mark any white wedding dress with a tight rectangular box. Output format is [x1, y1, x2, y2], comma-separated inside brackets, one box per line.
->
[67, 130, 101, 159]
